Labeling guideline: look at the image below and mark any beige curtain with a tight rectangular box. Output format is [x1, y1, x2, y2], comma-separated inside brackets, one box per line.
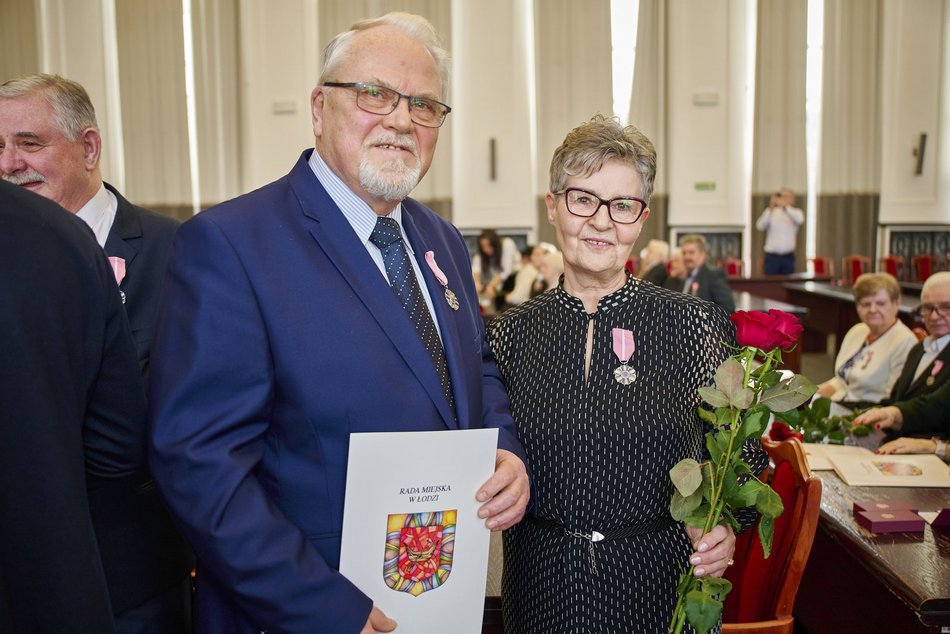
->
[817, 0, 882, 268]
[750, 0, 808, 273]
[115, 0, 191, 211]
[628, 0, 667, 248]
[191, 0, 242, 209]
[0, 1, 39, 80]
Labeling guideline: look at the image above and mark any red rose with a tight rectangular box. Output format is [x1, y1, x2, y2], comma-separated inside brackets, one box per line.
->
[767, 421, 804, 442]
[768, 309, 804, 350]
[730, 310, 802, 352]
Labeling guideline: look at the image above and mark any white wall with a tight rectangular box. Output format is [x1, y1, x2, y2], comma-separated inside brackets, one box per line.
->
[879, 0, 949, 224]
[666, 0, 754, 228]
[238, 0, 320, 191]
[450, 0, 537, 234]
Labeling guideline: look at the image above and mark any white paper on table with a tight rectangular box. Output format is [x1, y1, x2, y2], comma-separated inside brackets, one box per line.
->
[828, 451, 950, 487]
[339, 428, 498, 634]
[802, 443, 871, 471]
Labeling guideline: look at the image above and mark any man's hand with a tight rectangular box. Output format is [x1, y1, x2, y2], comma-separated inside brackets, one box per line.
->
[360, 606, 396, 633]
[476, 449, 530, 531]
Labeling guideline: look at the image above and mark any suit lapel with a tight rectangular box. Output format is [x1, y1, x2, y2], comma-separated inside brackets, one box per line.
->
[102, 186, 141, 268]
[906, 343, 950, 394]
[289, 157, 457, 429]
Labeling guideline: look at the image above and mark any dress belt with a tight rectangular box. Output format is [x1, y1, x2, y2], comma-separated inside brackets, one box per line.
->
[527, 514, 677, 574]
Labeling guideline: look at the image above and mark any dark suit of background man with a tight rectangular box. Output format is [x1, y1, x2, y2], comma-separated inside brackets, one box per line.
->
[0, 73, 192, 633]
[148, 12, 531, 634]
[679, 233, 736, 312]
[0, 180, 146, 633]
[886, 271, 950, 408]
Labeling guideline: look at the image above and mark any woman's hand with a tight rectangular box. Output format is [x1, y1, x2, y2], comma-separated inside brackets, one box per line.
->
[875, 437, 935, 455]
[684, 523, 735, 578]
[852, 406, 902, 430]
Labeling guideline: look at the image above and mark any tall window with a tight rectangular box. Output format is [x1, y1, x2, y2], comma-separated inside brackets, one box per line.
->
[610, 0, 640, 125]
[805, 0, 824, 260]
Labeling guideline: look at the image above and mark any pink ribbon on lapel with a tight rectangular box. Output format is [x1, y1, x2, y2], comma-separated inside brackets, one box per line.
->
[107, 256, 126, 286]
[424, 251, 448, 286]
[933, 360, 944, 376]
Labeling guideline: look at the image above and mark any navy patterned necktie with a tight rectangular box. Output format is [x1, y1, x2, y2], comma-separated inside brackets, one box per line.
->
[369, 217, 455, 417]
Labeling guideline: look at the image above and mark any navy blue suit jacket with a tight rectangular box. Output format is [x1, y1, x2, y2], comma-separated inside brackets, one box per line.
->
[149, 150, 527, 633]
[0, 180, 146, 633]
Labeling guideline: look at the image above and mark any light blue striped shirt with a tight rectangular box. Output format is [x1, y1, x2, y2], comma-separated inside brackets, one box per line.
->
[308, 150, 442, 338]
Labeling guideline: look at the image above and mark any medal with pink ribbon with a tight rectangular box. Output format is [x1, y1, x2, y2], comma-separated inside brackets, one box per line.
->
[612, 327, 637, 385]
[107, 256, 127, 304]
[927, 360, 943, 386]
[425, 251, 459, 311]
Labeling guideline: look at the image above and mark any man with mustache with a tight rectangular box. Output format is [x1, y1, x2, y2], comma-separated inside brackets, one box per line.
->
[0, 74, 193, 633]
[148, 12, 531, 634]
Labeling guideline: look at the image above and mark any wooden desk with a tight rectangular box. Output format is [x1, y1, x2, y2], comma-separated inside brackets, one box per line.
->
[794, 471, 950, 633]
[784, 282, 922, 354]
[728, 273, 833, 303]
[732, 292, 807, 373]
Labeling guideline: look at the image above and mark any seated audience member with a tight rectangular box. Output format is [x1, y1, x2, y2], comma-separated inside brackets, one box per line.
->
[537, 250, 564, 290]
[816, 273, 918, 409]
[529, 243, 559, 295]
[639, 238, 670, 286]
[503, 245, 541, 306]
[473, 228, 521, 305]
[886, 271, 950, 404]
[663, 247, 686, 291]
[852, 381, 949, 461]
[0, 73, 192, 632]
[676, 233, 735, 312]
[0, 181, 145, 633]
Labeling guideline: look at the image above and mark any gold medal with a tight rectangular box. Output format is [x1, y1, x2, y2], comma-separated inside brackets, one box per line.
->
[444, 287, 459, 311]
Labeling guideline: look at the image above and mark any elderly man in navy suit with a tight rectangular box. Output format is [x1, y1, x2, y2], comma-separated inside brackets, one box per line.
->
[678, 233, 735, 312]
[148, 12, 531, 634]
[0, 74, 192, 633]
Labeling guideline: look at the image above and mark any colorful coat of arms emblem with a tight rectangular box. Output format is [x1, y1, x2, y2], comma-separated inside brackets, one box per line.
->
[383, 510, 456, 596]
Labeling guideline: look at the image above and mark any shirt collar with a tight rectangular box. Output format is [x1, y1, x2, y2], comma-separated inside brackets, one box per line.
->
[308, 149, 403, 245]
[924, 333, 950, 354]
[75, 183, 116, 248]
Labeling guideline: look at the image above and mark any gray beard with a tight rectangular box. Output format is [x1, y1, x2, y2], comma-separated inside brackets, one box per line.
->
[359, 157, 421, 202]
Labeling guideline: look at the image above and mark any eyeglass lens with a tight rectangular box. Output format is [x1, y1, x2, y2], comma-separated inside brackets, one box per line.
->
[565, 189, 644, 224]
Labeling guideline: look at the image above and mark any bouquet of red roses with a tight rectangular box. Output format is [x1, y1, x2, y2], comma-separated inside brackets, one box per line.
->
[668, 310, 817, 634]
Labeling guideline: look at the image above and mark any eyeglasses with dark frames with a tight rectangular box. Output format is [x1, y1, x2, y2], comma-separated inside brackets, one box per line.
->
[919, 303, 950, 317]
[554, 187, 647, 224]
[322, 82, 452, 128]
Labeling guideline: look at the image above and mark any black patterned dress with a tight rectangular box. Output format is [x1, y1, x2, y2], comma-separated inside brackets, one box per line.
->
[486, 273, 768, 634]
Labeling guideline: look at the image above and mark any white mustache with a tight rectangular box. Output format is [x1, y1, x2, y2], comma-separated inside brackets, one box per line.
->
[366, 134, 417, 156]
[2, 170, 46, 185]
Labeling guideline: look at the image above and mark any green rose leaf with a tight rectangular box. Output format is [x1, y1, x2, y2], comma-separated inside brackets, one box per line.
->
[699, 386, 730, 409]
[670, 458, 703, 497]
[811, 396, 832, 420]
[685, 589, 723, 634]
[852, 423, 870, 437]
[732, 478, 764, 508]
[701, 576, 733, 599]
[670, 486, 704, 521]
[759, 375, 818, 412]
[714, 357, 745, 399]
[705, 433, 722, 463]
[756, 485, 784, 518]
[758, 514, 775, 558]
[697, 406, 716, 425]
[721, 466, 739, 500]
[738, 406, 769, 442]
[684, 503, 712, 528]
[731, 387, 754, 410]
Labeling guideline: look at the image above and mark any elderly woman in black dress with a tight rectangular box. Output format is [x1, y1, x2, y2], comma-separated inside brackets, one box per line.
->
[487, 115, 767, 633]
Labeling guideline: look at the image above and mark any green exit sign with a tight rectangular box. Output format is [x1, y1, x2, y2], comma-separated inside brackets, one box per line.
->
[694, 182, 717, 191]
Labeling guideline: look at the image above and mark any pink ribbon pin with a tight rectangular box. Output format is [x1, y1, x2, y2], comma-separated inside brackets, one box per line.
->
[424, 251, 448, 286]
[612, 328, 635, 363]
[107, 256, 126, 286]
[933, 360, 944, 376]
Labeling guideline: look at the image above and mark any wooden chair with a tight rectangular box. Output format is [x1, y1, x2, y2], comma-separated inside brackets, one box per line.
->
[840, 254, 870, 285]
[808, 256, 834, 279]
[912, 254, 937, 282]
[878, 254, 905, 281]
[722, 438, 822, 634]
